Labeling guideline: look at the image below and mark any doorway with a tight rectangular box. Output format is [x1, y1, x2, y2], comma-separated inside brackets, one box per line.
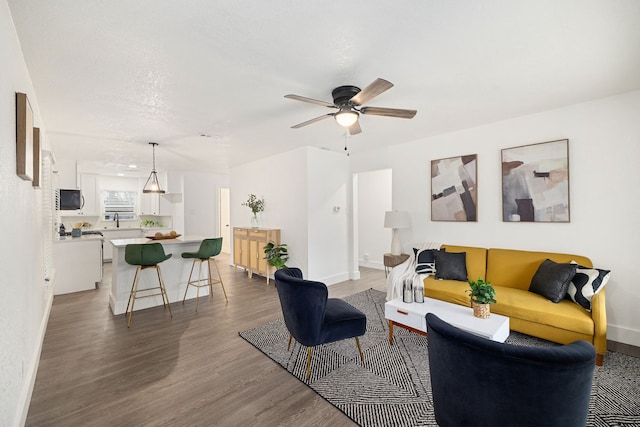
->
[219, 187, 230, 254]
[353, 169, 392, 271]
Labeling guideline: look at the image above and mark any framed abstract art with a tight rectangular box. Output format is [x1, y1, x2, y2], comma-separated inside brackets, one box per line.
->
[431, 154, 477, 222]
[16, 92, 34, 181]
[501, 139, 569, 222]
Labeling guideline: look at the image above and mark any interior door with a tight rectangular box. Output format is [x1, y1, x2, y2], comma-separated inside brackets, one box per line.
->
[219, 187, 230, 253]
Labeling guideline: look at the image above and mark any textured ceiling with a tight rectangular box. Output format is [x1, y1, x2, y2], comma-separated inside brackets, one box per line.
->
[8, 0, 640, 176]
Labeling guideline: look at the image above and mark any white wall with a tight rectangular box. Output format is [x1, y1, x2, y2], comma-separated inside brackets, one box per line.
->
[356, 169, 392, 269]
[0, 2, 52, 424]
[351, 90, 640, 347]
[306, 148, 350, 283]
[183, 171, 229, 237]
[230, 146, 350, 283]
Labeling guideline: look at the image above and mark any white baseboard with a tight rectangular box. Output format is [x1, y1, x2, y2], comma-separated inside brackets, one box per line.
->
[359, 260, 384, 270]
[607, 323, 640, 347]
[16, 279, 55, 426]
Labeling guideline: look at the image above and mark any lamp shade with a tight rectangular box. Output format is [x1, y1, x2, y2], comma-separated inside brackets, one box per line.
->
[384, 211, 410, 229]
[335, 108, 359, 127]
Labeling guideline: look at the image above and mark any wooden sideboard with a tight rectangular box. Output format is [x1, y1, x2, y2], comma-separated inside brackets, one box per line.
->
[233, 227, 281, 284]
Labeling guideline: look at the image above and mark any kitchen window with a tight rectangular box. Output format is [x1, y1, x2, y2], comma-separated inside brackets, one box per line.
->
[102, 190, 137, 221]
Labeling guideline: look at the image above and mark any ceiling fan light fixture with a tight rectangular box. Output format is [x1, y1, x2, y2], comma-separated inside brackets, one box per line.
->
[142, 142, 166, 194]
[335, 108, 359, 127]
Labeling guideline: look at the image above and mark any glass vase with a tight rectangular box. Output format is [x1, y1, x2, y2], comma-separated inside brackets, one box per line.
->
[251, 214, 260, 229]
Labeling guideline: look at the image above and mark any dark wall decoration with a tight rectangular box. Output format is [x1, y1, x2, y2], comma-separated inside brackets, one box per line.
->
[16, 92, 34, 181]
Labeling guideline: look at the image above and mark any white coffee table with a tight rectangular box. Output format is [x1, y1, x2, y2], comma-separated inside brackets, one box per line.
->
[384, 297, 510, 343]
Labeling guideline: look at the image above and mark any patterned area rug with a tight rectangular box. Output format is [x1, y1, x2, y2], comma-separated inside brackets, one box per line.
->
[239, 289, 640, 427]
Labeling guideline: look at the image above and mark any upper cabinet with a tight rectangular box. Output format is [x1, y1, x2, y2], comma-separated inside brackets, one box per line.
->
[78, 173, 98, 215]
[166, 170, 183, 194]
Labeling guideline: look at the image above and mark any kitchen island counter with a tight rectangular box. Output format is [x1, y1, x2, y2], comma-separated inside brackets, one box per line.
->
[109, 236, 209, 315]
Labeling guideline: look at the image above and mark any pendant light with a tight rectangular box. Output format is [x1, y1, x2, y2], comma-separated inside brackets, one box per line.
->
[143, 142, 165, 194]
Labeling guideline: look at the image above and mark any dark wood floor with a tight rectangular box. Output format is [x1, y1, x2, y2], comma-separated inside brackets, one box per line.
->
[26, 255, 387, 426]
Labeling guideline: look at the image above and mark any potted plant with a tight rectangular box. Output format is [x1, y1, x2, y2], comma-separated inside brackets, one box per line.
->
[264, 241, 289, 270]
[242, 194, 264, 228]
[466, 278, 497, 319]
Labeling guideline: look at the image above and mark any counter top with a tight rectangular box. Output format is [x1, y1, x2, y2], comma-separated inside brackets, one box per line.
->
[110, 235, 205, 247]
[55, 235, 104, 244]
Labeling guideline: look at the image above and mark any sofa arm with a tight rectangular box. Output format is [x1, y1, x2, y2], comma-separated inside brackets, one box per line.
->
[591, 288, 607, 365]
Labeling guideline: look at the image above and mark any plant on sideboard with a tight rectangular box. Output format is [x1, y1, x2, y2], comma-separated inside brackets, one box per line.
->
[467, 278, 497, 318]
[242, 193, 264, 228]
[264, 241, 289, 270]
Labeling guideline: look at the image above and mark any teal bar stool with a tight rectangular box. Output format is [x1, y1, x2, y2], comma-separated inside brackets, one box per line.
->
[124, 243, 174, 327]
[181, 237, 228, 311]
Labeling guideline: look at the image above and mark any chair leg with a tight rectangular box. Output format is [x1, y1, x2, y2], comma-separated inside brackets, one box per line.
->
[306, 347, 313, 381]
[210, 258, 228, 301]
[156, 265, 173, 319]
[355, 337, 365, 365]
[195, 260, 203, 312]
[287, 335, 293, 351]
[126, 266, 142, 328]
[182, 259, 197, 304]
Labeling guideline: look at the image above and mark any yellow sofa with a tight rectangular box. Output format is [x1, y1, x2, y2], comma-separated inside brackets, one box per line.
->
[423, 244, 606, 365]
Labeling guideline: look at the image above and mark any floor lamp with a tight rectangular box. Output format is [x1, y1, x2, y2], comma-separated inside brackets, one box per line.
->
[384, 211, 410, 256]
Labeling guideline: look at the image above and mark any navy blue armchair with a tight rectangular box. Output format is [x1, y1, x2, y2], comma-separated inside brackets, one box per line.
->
[426, 313, 595, 427]
[274, 268, 367, 380]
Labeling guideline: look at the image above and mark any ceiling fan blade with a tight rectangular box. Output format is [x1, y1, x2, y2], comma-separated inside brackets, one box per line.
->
[285, 94, 336, 108]
[350, 78, 393, 106]
[348, 121, 362, 135]
[360, 106, 417, 119]
[291, 113, 334, 129]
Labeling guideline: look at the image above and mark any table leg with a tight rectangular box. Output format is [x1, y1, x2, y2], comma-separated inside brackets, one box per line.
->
[388, 320, 394, 345]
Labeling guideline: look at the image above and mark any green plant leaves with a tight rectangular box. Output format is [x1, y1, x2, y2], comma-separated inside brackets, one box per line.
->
[466, 277, 497, 304]
[264, 241, 289, 269]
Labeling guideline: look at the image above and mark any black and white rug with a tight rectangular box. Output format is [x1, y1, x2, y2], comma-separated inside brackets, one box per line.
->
[239, 289, 640, 427]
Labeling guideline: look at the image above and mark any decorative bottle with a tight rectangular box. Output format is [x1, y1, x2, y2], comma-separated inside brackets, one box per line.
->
[414, 282, 424, 303]
[403, 279, 413, 303]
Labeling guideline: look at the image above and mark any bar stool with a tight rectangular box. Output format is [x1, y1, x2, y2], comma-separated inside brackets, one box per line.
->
[124, 243, 173, 327]
[181, 237, 228, 311]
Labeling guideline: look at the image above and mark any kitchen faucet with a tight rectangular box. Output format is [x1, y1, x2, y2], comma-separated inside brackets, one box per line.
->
[114, 212, 119, 228]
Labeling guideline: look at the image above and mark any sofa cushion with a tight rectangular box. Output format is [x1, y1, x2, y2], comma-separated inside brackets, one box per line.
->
[413, 248, 443, 274]
[486, 248, 592, 290]
[529, 259, 577, 303]
[567, 267, 611, 312]
[424, 276, 472, 307]
[434, 251, 468, 281]
[492, 286, 594, 336]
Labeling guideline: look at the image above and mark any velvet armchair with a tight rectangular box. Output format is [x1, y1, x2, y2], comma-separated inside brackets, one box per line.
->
[426, 313, 595, 427]
[274, 268, 367, 380]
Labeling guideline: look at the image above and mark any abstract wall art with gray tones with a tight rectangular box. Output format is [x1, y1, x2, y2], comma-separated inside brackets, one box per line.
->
[431, 154, 477, 221]
[501, 139, 569, 222]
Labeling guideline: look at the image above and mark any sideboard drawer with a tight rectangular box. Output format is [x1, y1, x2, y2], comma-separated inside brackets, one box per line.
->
[234, 228, 248, 237]
[248, 230, 268, 239]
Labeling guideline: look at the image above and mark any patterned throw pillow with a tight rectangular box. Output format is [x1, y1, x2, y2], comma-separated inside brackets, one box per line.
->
[413, 248, 444, 274]
[567, 267, 611, 311]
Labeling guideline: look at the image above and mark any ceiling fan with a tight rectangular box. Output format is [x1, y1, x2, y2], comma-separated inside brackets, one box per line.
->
[285, 78, 417, 135]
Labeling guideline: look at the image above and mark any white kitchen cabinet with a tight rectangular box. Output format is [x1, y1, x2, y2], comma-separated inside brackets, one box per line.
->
[79, 173, 99, 215]
[102, 228, 144, 261]
[140, 193, 160, 215]
[53, 236, 103, 295]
